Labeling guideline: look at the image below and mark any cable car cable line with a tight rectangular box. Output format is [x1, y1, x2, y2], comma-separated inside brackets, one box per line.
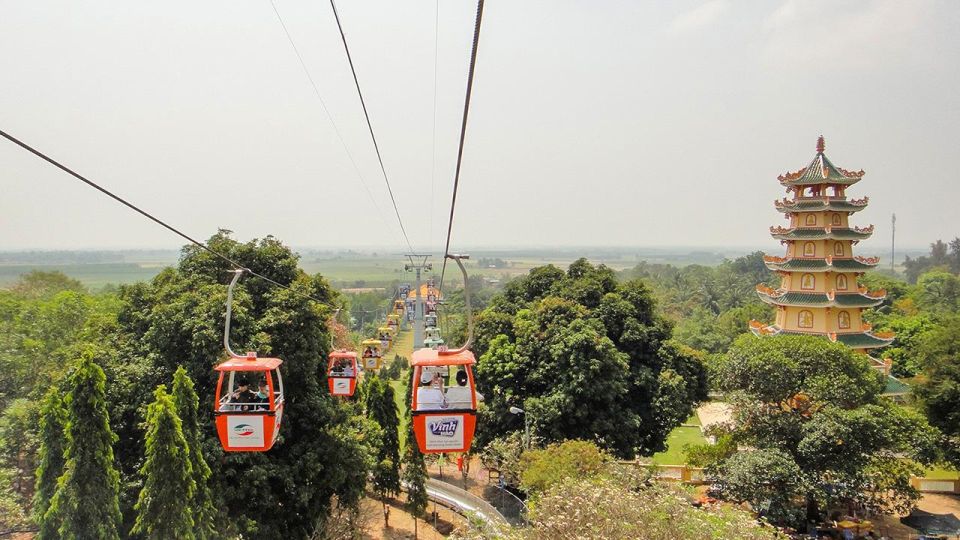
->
[438, 0, 485, 294]
[266, 0, 403, 248]
[328, 0, 415, 254]
[0, 127, 330, 306]
[429, 0, 440, 250]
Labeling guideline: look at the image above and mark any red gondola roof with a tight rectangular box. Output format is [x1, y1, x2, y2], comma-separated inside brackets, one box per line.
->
[329, 350, 358, 359]
[411, 347, 476, 367]
[215, 355, 283, 371]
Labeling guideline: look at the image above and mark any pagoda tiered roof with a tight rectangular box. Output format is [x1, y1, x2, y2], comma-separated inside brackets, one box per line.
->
[774, 197, 869, 214]
[763, 255, 879, 272]
[755, 285, 886, 308]
[747, 320, 895, 349]
[769, 225, 874, 241]
[778, 137, 865, 187]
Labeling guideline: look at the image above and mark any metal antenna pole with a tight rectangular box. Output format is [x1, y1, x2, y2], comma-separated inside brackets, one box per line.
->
[891, 213, 896, 274]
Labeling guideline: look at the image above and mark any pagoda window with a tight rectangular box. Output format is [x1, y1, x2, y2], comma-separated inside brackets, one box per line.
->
[805, 214, 817, 226]
[803, 242, 816, 257]
[836, 274, 848, 290]
[831, 213, 842, 226]
[834, 242, 844, 256]
[801, 273, 815, 290]
[838, 311, 851, 329]
[798, 310, 814, 328]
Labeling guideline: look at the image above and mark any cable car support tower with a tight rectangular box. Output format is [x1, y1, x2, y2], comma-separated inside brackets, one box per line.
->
[405, 254, 433, 348]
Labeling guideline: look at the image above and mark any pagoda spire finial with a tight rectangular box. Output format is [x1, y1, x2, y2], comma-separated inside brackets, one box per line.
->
[816, 135, 825, 153]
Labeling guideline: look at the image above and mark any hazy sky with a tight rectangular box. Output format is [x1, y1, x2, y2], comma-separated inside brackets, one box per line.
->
[1, 0, 957, 254]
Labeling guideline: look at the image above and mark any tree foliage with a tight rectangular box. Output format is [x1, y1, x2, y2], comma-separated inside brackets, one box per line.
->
[712, 335, 940, 525]
[133, 385, 195, 539]
[365, 375, 401, 498]
[109, 231, 370, 538]
[33, 389, 66, 539]
[475, 259, 708, 457]
[46, 353, 122, 540]
[519, 440, 607, 497]
[171, 366, 219, 539]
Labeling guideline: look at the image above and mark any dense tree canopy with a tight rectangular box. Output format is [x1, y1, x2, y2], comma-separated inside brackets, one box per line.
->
[109, 231, 370, 538]
[133, 385, 195, 539]
[473, 259, 708, 458]
[710, 335, 941, 525]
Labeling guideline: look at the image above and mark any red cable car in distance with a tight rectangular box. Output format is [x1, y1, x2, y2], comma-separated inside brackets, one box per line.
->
[409, 254, 480, 454]
[327, 350, 359, 397]
[213, 269, 285, 452]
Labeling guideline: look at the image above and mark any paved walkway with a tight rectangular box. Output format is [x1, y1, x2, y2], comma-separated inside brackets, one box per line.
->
[696, 401, 732, 431]
[424, 478, 510, 535]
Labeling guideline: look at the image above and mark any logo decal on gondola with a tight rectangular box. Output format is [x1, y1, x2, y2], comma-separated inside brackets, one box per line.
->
[428, 418, 460, 437]
[233, 424, 255, 437]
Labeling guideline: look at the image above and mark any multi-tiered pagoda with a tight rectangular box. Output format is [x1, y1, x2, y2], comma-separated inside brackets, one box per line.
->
[750, 136, 895, 365]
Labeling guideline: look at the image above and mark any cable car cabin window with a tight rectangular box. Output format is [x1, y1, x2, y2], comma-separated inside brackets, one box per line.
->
[414, 367, 479, 411]
[330, 358, 355, 377]
[218, 372, 271, 412]
[270, 368, 284, 406]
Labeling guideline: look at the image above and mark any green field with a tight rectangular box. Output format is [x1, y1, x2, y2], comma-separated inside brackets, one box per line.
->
[0, 248, 747, 291]
[0, 263, 167, 289]
[651, 415, 706, 465]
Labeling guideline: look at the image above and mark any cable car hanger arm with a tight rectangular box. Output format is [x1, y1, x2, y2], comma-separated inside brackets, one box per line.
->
[447, 254, 473, 353]
[224, 268, 246, 358]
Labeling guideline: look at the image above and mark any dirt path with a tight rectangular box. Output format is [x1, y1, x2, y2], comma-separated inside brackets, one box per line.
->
[358, 494, 467, 540]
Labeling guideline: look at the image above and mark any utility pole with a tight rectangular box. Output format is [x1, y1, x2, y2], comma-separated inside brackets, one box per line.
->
[891, 213, 896, 274]
[405, 254, 432, 349]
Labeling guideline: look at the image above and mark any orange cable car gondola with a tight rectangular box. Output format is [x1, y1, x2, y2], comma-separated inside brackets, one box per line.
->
[214, 269, 284, 452]
[327, 349, 359, 397]
[410, 255, 481, 454]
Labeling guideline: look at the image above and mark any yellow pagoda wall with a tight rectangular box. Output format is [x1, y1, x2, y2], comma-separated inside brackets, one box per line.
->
[777, 306, 864, 334]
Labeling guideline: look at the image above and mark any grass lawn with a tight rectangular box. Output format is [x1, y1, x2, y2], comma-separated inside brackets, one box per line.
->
[651, 418, 707, 465]
[390, 328, 415, 360]
[924, 466, 960, 480]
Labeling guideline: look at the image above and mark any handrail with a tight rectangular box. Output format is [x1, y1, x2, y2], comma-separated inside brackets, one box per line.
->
[446, 254, 473, 353]
[224, 268, 247, 358]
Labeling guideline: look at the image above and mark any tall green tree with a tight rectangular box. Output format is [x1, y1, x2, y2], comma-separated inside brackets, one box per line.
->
[915, 315, 960, 440]
[474, 259, 708, 457]
[33, 388, 66, 539]
[46, 353, 122, 540]
[401, 371, 428, 537]
[365, 375, 401, 499]
[172, 366, 219, 540]
[112, 231, 367, 538]
[712, 335, 940, 526]
[133, 385, 196, 539]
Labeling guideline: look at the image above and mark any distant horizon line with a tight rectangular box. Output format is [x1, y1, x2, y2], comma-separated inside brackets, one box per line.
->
[0, 244, 931, 254]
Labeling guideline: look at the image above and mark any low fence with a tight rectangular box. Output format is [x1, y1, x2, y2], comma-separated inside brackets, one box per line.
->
[626, 463, 959, 494]
[616, 462, 710, 485]
[911, 477, 960, 494]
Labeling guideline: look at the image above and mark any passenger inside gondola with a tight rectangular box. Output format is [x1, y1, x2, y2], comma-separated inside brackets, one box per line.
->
[416, 372, 447, 410]
[229, 379, 257, 411]
[255, 380, 270, 411]
[445, 369, 475, 409]
[332, 359, 354, 376]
